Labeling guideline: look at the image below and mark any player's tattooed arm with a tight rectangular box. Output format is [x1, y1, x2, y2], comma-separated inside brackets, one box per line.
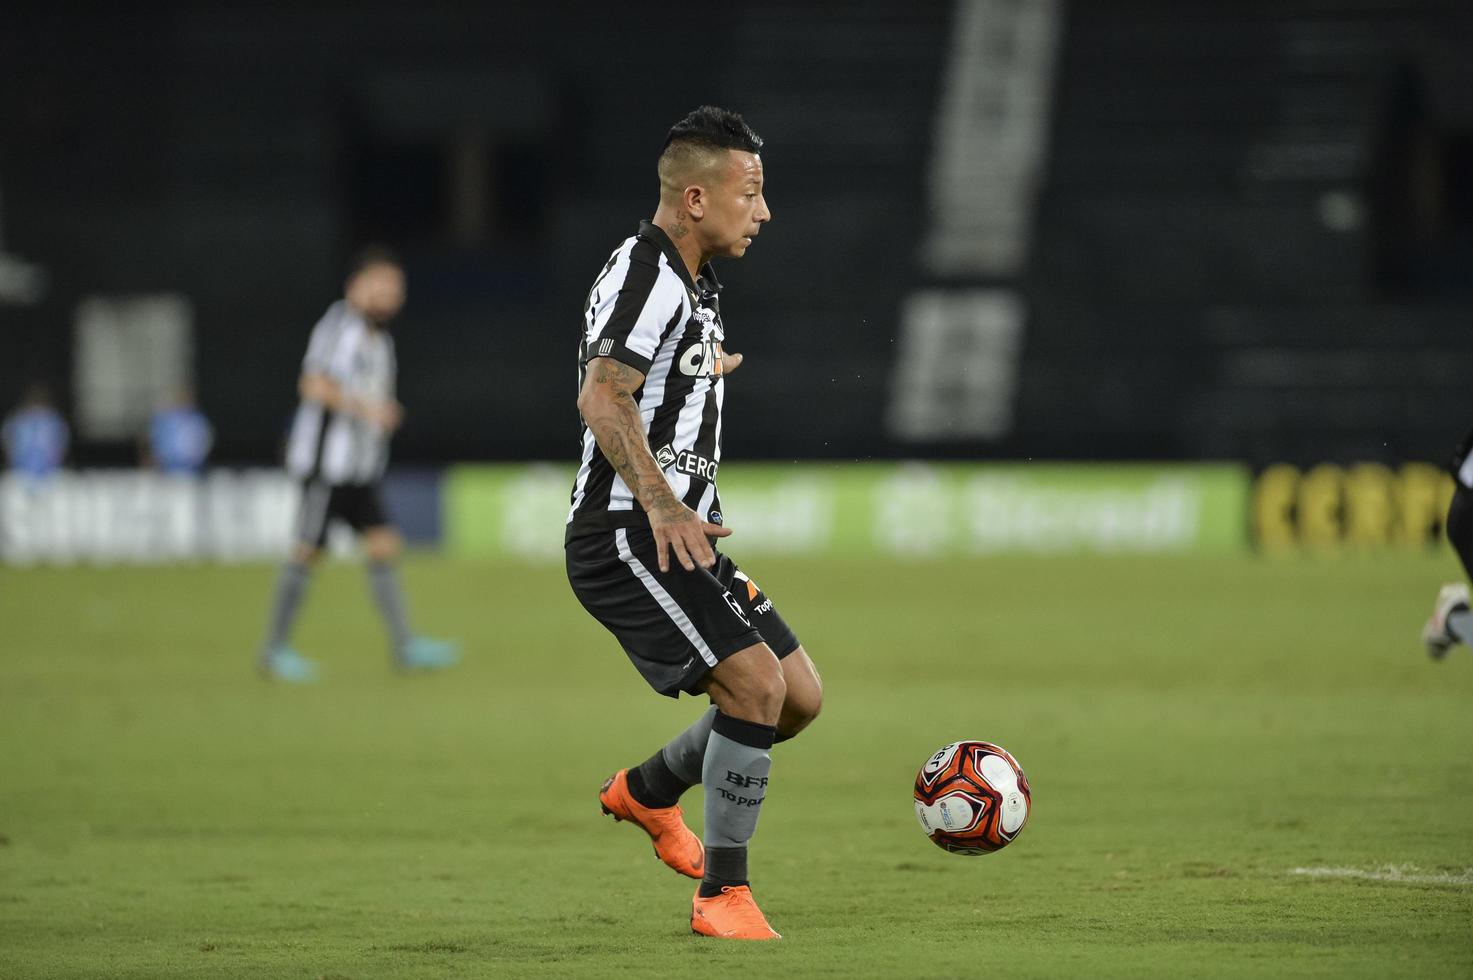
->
[578, 356, 729, 571]
[578, 357, 678, 513]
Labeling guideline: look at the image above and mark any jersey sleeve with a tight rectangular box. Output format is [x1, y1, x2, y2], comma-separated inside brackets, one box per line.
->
[301, 303, 350, 378]
[584, 254, 687, 375]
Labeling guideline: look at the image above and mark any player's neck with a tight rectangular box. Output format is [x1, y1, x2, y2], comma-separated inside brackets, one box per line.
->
[345, 300, 385, 332]
[650, 209, 709, 284]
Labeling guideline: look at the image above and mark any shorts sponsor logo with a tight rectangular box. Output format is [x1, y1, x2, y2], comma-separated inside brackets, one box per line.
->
[708, 510, 722, 525]
[722, 590, 750, 625]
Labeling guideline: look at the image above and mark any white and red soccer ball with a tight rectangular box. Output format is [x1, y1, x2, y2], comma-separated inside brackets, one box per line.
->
[913, 740, 1031, 855]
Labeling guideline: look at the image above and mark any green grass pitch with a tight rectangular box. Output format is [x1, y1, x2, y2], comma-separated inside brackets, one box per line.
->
[1, 550, 1470, 978]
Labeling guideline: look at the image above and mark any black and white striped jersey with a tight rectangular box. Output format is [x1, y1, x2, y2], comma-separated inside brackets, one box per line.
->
[566, 220, 731, 540]
[284, 300, 397, 485]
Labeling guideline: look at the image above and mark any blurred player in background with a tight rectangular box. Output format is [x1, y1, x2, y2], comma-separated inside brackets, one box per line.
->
[1422, 425, 1473, 659]
[2, 382, 68, 482]
[566, 107, 823, 941]
[143, 386, 212, 474]
[257, 246, 459, 682]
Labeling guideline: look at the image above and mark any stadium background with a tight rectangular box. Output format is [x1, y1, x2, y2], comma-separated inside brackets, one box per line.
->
[4, 1, 1471, 475]
[3, 2, 1473, 978]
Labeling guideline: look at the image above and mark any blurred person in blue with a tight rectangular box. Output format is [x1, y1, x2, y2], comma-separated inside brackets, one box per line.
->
[144, 386, 213, 475]
[256, 246, 458, 683]
[2, 383, 68, 481]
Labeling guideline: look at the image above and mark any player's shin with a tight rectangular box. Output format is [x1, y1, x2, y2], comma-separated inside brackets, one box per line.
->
[367, 561, 413, 655]
[699, 712, 776, 897]
[262, 561, 312, 655]
[626, 706, 717, 808]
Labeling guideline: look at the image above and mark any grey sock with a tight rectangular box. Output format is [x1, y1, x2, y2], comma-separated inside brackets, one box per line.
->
[368, 561, 413, 655]
[701, 716, 775, 851]
[662, 706, 719, 786]
[262, 562, 311, 656]
[1449, 609, 1473, 645]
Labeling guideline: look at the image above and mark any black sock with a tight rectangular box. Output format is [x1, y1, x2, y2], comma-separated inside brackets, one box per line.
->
[626, 752, 684, 809]
[698, 846, 749, 897]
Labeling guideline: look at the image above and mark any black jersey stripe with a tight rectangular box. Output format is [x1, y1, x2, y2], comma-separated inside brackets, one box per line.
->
[680, 386, 722, 509]
[690, 383, 720, 463]
[595, 237, 664, 358]
[304, 408, 333, 481]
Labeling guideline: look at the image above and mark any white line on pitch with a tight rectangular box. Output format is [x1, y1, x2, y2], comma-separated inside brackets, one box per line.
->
[1290, 865, 1473, 886]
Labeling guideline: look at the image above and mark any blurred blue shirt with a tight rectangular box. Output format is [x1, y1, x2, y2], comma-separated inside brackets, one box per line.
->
[150, 407, 213, 474]
[2, 406, 68, 478]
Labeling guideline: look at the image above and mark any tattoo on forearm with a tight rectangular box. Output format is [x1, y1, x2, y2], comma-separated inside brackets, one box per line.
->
[584, 360, 693, 524]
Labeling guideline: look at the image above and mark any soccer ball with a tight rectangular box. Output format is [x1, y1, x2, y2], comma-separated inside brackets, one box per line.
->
[913, 740, 1031, 855]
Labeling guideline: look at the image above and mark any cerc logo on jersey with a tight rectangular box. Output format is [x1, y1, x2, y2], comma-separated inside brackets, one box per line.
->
[652, 444, 718, 484]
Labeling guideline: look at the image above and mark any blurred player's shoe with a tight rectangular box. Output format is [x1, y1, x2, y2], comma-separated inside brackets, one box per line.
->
[396, 636, 460, 672]
[690, 885, 781, 940]
[260, 647, 320, 683]
[599, 769, 704, 878]
[1422, 583, 1470, 661]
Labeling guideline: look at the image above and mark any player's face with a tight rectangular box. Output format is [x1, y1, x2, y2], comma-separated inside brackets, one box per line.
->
[702, 151, 770, 259]
[346, 263, 406, 323]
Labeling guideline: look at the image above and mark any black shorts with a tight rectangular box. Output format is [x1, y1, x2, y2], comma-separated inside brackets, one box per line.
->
[295, 480, 390, 548]
[565, 524, 801, 698]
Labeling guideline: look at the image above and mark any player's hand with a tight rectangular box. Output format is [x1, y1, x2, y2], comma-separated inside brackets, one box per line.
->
[648, 496, 732, 573]
[719, 351, 744, 376]
[367, 399, 403, 431]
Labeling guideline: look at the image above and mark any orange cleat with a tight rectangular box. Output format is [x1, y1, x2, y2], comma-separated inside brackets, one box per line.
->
[599, 769, 704, 879]
[690, 885, 782, 940]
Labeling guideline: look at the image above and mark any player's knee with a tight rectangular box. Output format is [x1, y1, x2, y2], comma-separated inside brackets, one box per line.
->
[365, 529, 401, 563]
[778, 682, 822, 740]
[725, 665, 785, 725]
[746, 669, 786, 721]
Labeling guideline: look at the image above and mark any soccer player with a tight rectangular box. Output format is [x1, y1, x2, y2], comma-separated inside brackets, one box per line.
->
[1423, 426, 1473, 658]
[565, 107, 823, 941]
[2, 383, 68, 482]
[257, 247, 458, 682]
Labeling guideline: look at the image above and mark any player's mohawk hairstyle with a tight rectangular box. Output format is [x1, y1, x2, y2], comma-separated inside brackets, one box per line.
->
[661, 105, 764, 155]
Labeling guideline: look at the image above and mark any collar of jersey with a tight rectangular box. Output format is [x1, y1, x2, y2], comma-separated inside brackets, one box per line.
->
[637, 220, 722, 305]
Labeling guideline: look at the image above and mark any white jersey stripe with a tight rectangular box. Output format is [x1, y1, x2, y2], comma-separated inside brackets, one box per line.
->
[614, 528, 719, 668]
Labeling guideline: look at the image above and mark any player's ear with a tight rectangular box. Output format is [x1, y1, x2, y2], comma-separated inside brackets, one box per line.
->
[683, 183, 706, 220]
